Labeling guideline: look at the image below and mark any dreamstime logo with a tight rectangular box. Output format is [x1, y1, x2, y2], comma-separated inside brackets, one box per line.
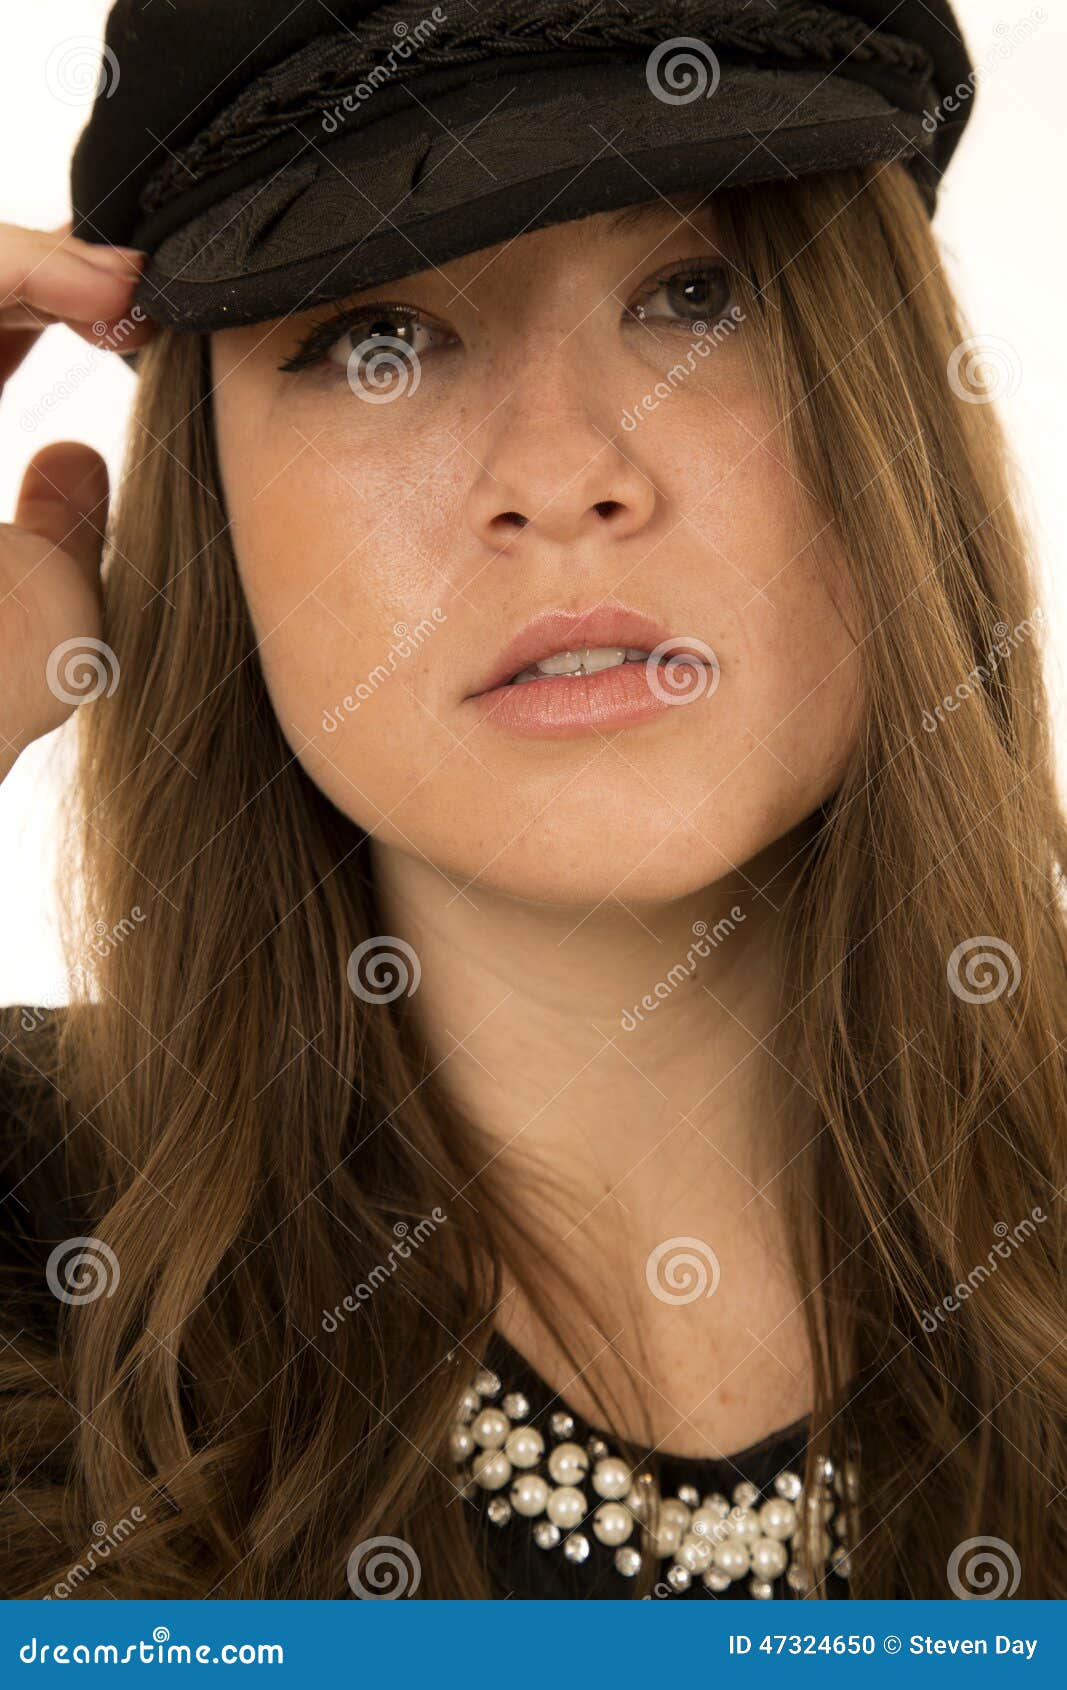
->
[45, 1237, 120, 1306]
[921, 7, 1046, 132]
[346, 336, 422, 403]
[322, 1209, 448, 1330]
[346, 1535, 422, 1598]
[947, 1535, 1021, 1599]
[45, 38, 120, 105]
[321, 611, 446, 732]
[44, 1508, 146, 1599]
[620, 306, 746, 431]
[921, 609, 1043, 733]
[644, 639, 720, 705]
[621, 908, 745, 1032]
[947, 936, 1020, 1005]
[947, 336, 1022, 405]
[321, 6, 446, 131]
[46, 637, 120, 706]
[646, 37, 721, 104]
[346, 936, 422, 1003]
[645, 1237, 720, 1304]
[920, 1208, 1046, 1333]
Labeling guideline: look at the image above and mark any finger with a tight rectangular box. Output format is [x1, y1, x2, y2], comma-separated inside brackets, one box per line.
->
[0, 225, 145, 323]
[14, 443, 110, 584]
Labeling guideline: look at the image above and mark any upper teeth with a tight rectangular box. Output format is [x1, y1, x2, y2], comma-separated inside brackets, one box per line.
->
[510, 646, 652, 684]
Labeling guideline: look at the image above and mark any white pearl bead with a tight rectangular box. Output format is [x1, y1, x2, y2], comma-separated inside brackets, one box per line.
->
[472, 1449, 512, 1490]
[730, 1506, 761, 1545]
[546, 1485, 586, 1528]
[647, 1520, 682, 1558]
[592, 1503, 633, 1546]
[691, 1506, 729, 1542]
[471, 1407, 509, 1449]
[547, 1441, 589, 1485]
[504, 1425, 544, 1469]
[449, 1425, 475, 1462]
[457, 1387, 480, 1420]
[510, 1473, 550, 1517]
[675, 1532, 713, 1573]
[758, 1497, 796, 1540]
[712, 1539, 751, 1579]
[659, 1497, 691, 1530]
[750, 1536, 789, 1579]
[591, 1457, 631, 1500]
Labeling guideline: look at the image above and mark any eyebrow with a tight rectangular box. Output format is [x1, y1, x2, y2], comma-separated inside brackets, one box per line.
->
[606, 195, 712, 233]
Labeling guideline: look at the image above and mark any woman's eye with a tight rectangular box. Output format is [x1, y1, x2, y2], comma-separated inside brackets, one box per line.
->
[627, 262, 733, 328]
[279, 305, 454, 380]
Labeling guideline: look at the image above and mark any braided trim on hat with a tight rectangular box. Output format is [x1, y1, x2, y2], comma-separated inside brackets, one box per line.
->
[139, 0, 933, 216]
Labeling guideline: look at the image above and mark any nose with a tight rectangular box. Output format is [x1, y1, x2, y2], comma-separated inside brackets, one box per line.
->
[464, 364, 657, 551]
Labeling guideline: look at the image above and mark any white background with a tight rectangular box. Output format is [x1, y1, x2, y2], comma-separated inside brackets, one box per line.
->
[0, 0, 1063, 1006]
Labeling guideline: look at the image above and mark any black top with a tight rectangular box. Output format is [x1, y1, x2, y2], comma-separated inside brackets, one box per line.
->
[471, 1331, 848, 1600]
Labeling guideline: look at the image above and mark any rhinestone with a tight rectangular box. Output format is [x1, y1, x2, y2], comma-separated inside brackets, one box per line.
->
[563, 1533, 590, 1564]
[665, 1563, 691, 1592]
[586, 1435, 609, 1460]
[533, 1520, 560, 1550]
[502, 1391, 530, 1420]
[774, 1469, 803, 1501]
[676, 1482, 701, 1509]
[732, 1480, 759, 1509]
[814, 1454, 835, 1486]
[474, 1368, 500, 1398]
[748, 1576, 774, 1599]
[486, 1497, 512, 1527]
[615, 1546, 643, 1578]
[703, 1567, 732, 1592]
[548, 1411, 574, 1438]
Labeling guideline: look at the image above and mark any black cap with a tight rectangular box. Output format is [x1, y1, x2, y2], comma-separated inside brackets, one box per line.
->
[69, 0, 975, 332]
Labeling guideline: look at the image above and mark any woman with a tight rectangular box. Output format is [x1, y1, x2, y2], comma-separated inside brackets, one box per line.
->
[0, 0, 1064, 1601]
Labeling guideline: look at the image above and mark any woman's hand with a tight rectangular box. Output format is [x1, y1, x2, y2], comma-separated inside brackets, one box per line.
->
[0, 221, 152, 777]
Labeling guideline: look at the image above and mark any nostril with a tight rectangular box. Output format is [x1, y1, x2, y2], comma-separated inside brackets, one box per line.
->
[594, 500, 624, 520]
[497, 511, 528, 529]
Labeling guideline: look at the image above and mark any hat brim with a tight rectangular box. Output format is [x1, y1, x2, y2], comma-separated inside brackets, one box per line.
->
[132, 59, 945, 333]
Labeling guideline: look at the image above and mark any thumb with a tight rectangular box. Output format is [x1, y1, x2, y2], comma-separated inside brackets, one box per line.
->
[14, 442, 110, 585]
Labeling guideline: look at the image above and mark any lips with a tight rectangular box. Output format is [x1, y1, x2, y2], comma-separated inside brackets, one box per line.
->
[467, 604, 709, 698]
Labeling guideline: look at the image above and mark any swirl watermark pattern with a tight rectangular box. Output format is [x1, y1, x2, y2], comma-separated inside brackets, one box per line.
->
[947, 336, 1022, 405]
[645, 1237, 720, 1304]
[346, 1535, 422, 1598]
[646, 37, 721, 104]
[947, 937, 1021, 1005]
[346, 335, 422, 403]
[45, 1237, 120, 1306]
[45, 37, 120, 104]
[46, 637, 121, 706]
[947, 1535, 1021, 1599]
[347, 936, 422, 1003]
[644, 638, 720, 705]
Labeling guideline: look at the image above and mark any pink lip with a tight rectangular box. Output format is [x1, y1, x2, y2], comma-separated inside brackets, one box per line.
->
[465, 603, 713, 741]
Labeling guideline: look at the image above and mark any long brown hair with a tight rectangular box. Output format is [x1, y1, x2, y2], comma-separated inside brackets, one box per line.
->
[1, 161, 1064, 1598]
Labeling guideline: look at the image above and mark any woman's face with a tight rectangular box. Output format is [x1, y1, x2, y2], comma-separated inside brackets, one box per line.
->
[211, 198, 861, 904]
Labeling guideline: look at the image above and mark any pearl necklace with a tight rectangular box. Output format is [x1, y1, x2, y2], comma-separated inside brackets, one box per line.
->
[449, 1362, 856, 1597]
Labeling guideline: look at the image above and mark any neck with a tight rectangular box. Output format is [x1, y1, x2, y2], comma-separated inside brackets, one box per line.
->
[369, 825, 820, 1452]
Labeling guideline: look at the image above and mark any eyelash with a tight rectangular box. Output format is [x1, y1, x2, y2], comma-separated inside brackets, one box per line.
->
[277, 259, 734, 375]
